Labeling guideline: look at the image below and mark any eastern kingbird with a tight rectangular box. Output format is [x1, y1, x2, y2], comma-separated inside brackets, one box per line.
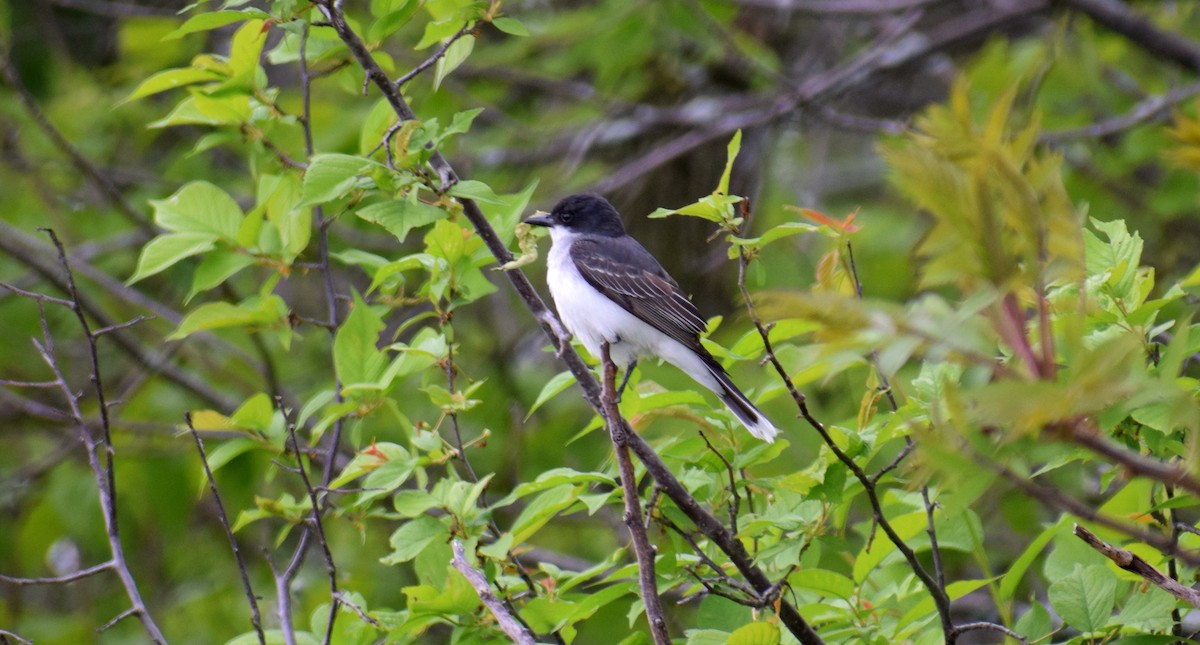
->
[526, 193, 779, 442]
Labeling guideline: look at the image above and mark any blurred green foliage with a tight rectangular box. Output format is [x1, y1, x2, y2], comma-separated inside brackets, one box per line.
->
[1, 1, 1199, 644]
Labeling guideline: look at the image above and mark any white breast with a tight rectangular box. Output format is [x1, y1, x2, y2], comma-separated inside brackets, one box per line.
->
[545, 232, 673, 368]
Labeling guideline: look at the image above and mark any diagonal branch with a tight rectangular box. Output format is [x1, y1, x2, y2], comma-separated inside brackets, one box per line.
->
[186, 414, 266, 645]
[599, 342, 671, 645]
[1073, 524, 1200, 609]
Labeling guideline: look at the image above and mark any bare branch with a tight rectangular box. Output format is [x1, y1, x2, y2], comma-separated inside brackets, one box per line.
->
[734, 210, 952, 636]
[0, 561, 114, 586]
[0, 39, 154, 232]
[0, 628, 33, 645]
[450, 541, 538, 645]
[731, 0, 943, 14]
[393, 24, 475, 89]
[286, 418, 340, 645]
[1060, 0, 1200, 73]
[948, 621, 1029, 644]
[33, 230, 168, 644]
[599, 341, 671, 645]
[1073, 524, 1200, 609]
[1042, 79, 1200, 144]
[186, 414, 266, 645]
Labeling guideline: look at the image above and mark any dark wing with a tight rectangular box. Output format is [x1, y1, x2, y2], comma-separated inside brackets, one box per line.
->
[570, 237, 708, 352]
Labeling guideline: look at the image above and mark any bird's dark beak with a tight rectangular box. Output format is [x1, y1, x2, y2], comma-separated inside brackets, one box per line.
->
[524, 211, 553, 227]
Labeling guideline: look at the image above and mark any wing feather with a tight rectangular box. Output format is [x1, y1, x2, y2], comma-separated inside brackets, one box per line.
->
[569, 238, 707, 352]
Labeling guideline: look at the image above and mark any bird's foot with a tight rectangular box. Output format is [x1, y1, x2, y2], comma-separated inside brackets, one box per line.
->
[614, 360, 637, 403]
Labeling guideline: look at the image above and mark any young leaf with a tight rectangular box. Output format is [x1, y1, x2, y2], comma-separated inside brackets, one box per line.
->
[334, 292, 387, 387]
[301, 154, 376, 206]
[152, 181, 244, 239]
[432, 34, 475, 91]
[127, 232, 217, 284]
[1048, 564, 1117, 634]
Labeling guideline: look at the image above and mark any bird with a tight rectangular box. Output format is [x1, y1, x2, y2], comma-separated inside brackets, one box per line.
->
[525, 193, 779, 442]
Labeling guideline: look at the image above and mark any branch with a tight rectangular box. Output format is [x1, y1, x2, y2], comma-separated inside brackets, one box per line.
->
[186, 414, 266, 645]
[1073, 524, 1200, 609]
[1041, 79, 1200, 144]
[0, 561, 114, 586]
[286, 419, 340, 645]
[730, 0, 943, 14]
[734, 219, 952, 636]
[1062, 418, 1200, 499]
[948, 621, 1029, 644]
[0, 39, 154, 232]
[1058, 0, 1200, 73]
[451, 541, 538, 645]
[29, 231, 167, 644]
[979, 451, 1200, 566]
[599, 342, 671, 645]
[393, 24, 475, 89]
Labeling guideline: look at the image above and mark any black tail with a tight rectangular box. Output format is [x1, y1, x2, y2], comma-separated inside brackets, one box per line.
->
[703, 360, 779, 442]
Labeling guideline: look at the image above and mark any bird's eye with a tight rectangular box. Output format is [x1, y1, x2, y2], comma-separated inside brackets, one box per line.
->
[559, 211, 574, 224]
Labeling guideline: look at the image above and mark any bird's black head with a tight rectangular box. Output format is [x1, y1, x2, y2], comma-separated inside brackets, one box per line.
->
[525, 193, 626, 237]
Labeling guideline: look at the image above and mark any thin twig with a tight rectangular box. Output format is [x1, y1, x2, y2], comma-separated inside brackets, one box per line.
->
[36, 230, 168, 644]
[734, 218, 952, 637]
[0, 561, 114, 585]
[0, 38, 154, 232]
[393, 24, 474, 89]
[947, 621, 1028, 644]
[450, 540, 538, 645]
[186, 414, 266, 645]
[600, 341, 671, 645]
[697, 429, 742, 535]
[286, 418, 341, 645]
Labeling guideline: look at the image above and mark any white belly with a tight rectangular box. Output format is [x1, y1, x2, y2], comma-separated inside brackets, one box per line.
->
[545, 237, 719, 394]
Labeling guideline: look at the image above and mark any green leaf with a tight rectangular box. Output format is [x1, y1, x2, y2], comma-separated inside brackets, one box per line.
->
[999, 517, 1067, 600]
[168, 294, 288, 340]
[187, 250, 255, 303]
[1013, 601, 1053, 641]
[717, 129, 742, 197]
[788, 569, 855, 600]
[301, 154, 376, 206]
[416, 19, 467, 50]
[1048, 564, 1117, 634]
[526, 371, 576, 419]
[127, 232, 216, 284]
[334, 292, 387, 387]
[433, 34, 474, 91]
[726, 622, 779, 645]
[257, 173, 310, 260]
[852, 510, 927, 582]
[491, 17, 529, 36]
[122, 67, 224, 103]
[381, 516, 446, 564]
[392, 490, 438, 518]
[152, 181, 244, 239]
[509, 484, 580, 544]
[449, 179, 505, 205]
[355, 197, 446, 243]
[1113, 586, 1177, 631]
[226, 19, 268, 88]
[163, 9, 269, 40]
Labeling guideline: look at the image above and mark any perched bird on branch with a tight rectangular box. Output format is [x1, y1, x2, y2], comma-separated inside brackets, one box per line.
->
[526, 193, 779, 442]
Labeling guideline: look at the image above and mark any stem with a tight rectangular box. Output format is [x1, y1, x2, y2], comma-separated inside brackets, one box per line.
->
[599, 342, 671, 645]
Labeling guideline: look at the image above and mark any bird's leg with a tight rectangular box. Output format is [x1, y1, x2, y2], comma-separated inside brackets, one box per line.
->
[615, 359, 637, 403]
[538, 310, 573, 357]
